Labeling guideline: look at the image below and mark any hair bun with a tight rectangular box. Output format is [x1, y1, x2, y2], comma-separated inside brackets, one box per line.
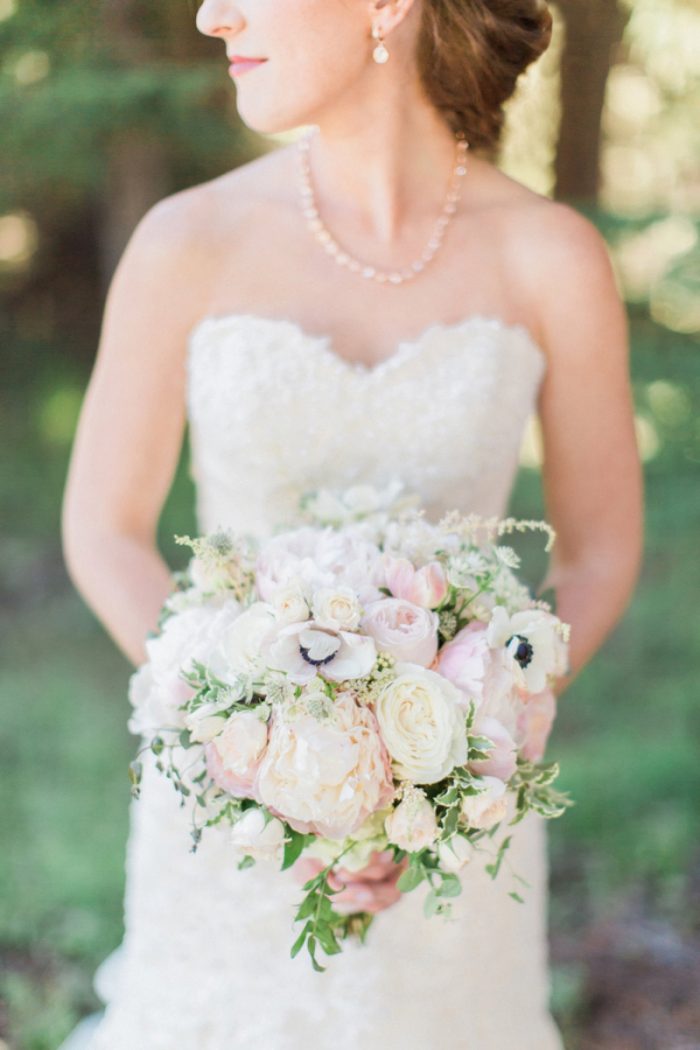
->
[417, 0, 554, 152]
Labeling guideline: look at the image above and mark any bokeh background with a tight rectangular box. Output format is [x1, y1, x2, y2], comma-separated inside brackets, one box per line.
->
[1, 1, 699, 1048]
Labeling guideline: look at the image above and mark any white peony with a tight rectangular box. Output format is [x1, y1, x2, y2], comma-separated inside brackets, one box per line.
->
[229, 808, 286, 864]
[255, 526, 385, 606]
[384, 788, 439, 852]
[460, 776, 508, 830]
[374, 663, 468, 784]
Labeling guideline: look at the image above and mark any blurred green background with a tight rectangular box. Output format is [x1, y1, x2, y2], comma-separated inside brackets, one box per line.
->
[1, 1, 699, 1048]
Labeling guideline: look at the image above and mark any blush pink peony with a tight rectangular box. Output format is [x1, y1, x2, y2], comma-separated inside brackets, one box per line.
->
[255, 691, 394, 840]
[204, 710, 269, 800]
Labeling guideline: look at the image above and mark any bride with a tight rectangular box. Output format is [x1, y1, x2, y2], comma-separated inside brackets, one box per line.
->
[60, 0, 643, 1046]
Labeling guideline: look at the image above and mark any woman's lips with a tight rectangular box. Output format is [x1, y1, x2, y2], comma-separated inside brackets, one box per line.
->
[229, 58, 267, 77]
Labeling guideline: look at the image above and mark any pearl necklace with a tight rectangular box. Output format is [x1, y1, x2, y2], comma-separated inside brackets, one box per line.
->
[297, 128, 470, 285]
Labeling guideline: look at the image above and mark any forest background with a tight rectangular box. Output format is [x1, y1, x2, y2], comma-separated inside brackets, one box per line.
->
[1, 1, 699, 1047]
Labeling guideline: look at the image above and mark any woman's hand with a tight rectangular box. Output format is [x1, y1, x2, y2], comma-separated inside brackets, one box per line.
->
[291, 849, 407, 915]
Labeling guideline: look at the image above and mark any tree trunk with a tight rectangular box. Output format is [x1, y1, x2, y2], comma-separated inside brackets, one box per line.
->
[554, 0, 630, 204]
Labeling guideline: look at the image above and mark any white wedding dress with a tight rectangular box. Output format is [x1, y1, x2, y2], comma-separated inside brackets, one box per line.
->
[61, 312, 563, 1050]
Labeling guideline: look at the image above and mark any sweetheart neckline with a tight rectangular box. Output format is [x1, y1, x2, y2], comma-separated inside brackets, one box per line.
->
[187, 310, 548, 377]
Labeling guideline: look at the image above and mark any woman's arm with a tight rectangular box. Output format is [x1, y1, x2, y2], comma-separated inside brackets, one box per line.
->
[528, 204, 644, 697]
[62, 190, 210, 668]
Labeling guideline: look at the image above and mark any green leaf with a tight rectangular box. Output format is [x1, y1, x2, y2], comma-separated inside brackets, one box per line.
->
[509, 891, 525, 904]
[281, 828, 308, 871]
[437, 874, 462, 898]
[290, 921, 312, 959]
[423, 890, 441, 918]
[396, 863, 426, 893]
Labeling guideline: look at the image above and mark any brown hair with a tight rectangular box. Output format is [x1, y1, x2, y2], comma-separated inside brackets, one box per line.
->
[416, 0, 553, 154]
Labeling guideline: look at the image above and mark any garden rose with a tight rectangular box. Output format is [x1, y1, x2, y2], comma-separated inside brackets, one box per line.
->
[256, 691, 394, 839]
[373, 663, 468, 784]
[384, 787, 439, 852]
[361, 598, 439, 667]
[269, 582, 310, 625]
[311, 585, 363, 631]
[460, 776, 508, 830]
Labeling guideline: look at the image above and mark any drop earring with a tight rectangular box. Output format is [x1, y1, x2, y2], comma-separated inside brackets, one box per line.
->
[371, 24, 389, 64]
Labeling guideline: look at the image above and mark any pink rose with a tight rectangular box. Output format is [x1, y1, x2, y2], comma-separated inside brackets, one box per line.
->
[361, 597, 439, 667]
[204, 710, 268, 800]
[469, 715, 518, 782]
[516, 687, 557, 762]
[383, 555, 448, 609]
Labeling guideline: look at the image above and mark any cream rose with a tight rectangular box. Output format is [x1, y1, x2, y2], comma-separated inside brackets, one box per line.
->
[269, 582, 310, 625]
[384, 788, 439, 852]
[361, 598, 439, 667]
[460, 776, 508, 830]
[373, 663, 468, 784]
[256, 692, 394, 840]
[311, 586, 363, 632]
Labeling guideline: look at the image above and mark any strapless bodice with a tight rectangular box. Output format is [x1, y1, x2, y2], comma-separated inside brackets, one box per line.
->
[185, 312, 547, 537]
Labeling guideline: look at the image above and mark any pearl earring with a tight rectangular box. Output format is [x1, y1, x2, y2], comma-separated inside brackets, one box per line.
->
[371, 24, 389, 64]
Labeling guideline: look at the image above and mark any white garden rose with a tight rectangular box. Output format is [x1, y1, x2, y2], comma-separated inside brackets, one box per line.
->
[311, 585, 363, 632]
[229, 808, 286, 864]
[361, 598, 439, 667]
[374, 663, 468, 784]
[460, 776, 508, 830]
[269, 582, 310, 625]
[437, 834, 472, 873]
[256, 691, 394, 840]
[384, 787, 439, 852]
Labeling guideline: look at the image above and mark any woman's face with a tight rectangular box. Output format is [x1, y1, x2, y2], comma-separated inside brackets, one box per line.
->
[196, 0, 387, 135]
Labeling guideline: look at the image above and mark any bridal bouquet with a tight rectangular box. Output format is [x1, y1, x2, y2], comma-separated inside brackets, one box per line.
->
[128, 480, 572, 970]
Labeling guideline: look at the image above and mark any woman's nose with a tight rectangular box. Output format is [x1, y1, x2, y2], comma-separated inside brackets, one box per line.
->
[196, 0, 243, 39]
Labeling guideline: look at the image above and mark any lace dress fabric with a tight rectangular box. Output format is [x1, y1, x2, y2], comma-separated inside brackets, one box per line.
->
[65, 312, 563, 1050]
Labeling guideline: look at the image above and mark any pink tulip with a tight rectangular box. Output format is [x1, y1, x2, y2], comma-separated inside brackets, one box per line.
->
[383, 555, 448, 609]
